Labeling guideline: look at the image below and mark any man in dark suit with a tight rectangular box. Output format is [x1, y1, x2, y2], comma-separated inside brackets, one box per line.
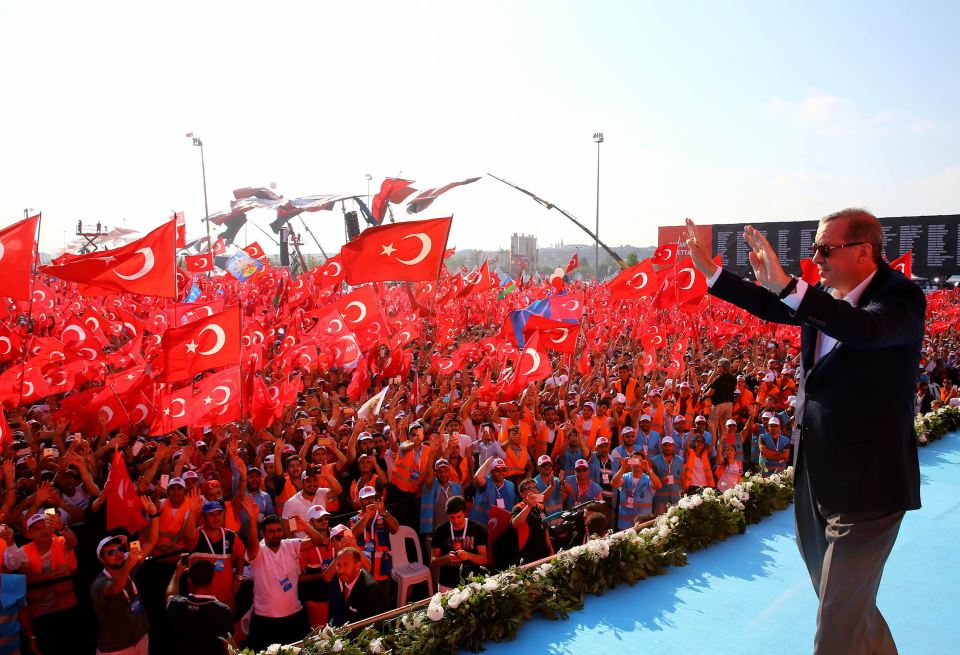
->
[329, 547, 388, 627]
[685, 209, 924, 655]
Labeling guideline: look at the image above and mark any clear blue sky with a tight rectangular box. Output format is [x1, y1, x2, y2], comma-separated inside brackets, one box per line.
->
[1, 1, 958, 256]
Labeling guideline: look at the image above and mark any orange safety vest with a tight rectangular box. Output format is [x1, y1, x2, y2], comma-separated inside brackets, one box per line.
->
[503, 445, 529, 479]
[351, 473, 380, 505]
[320, 463, 340, 512]
[499, 417, 534, 449]
[681, 449, 716, 491]
[575, 416, 610, 451]
[189, 528, 240, 609]
[275, 474, 299, 507]
[532, 423, 565, 460]
[158, 498, 191, 549]
[391, 446, 425, 494]
[445, 457, 470, 486]
[23, 537, 77, 617]
[649, 404, 666, 434]
[614, 378, 639, 403]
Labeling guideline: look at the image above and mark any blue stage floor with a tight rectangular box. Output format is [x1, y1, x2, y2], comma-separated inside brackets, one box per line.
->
[473, 436, 960, 655]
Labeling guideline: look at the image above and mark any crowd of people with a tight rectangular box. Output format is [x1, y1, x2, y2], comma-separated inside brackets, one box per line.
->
[0, 261, 956, 655]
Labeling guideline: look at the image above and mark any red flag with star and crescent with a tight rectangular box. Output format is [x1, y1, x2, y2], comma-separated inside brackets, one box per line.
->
[103, 448, 146, 533]
[371, 178, 418, 224]
[889, 251, 912, 279]
[0, 214, 40, 301]
[608, 258, 658, 300]
[40, 219, 177, 297]
[184, 253, 214, 272]
[158, 306, 241, 382]
[341, 217, 453, 284]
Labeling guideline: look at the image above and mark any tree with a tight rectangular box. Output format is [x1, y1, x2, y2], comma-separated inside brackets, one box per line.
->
[625, 252, 639, 267]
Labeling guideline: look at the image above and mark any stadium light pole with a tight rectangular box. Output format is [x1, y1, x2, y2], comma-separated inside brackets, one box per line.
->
[592, 132, 604, 279]
[190, 134, 211, 255]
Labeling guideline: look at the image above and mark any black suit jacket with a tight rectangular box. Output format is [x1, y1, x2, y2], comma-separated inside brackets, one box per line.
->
[710, 261, 924, 513]
[330, 569, 388, 627]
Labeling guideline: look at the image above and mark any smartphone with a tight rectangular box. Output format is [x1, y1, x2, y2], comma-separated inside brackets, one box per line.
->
[131, 441, 144, 457]
[628, 458, 640, 466]
[129, 540, 141, 552]
[179, 553, 189, 567]
[159, 474, 170, 489]
[44, 507, 57, 518]
[287, 518, 298, 532]
[42, 448, 58, 460]
[531, 494, 545, 504]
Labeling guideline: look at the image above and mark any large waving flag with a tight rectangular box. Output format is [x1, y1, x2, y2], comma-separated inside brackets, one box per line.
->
[371, 178, 417, 224]
[158, 306, 241, 382]
[103, 448, 146, 533]
[40, 219, 177, 297]
[341, 216, 453, 284]
[406, 177, 480, 214]
[0, 214, 40, 301]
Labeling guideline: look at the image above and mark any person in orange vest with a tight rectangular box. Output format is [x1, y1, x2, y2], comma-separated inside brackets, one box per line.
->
[386, 422, 429, 530]
[646, 390, 667, 435]
[9, 512, 78, 654]
[613, 363, 641, 405]
[573, 402, 610, 451]
[681, 433, 716, 493]
[185, 501, 246, 610]
[349, 486, 399, 585]
[502, 425, 533, 488]
[497, 402, 534, 448]
[154, 477, 195, 555]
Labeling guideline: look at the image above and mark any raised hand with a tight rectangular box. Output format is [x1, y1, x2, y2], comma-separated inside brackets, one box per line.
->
[684, 218, 719, 278]
[741, 225, 791, 293]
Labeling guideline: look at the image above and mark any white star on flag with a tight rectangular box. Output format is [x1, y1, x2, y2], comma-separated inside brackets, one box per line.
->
[380, 243, 397, 257]
[186, 340, 199, 353]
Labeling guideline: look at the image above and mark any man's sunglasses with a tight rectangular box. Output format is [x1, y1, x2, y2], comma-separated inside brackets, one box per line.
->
[810, 241, 865, 258]
[103, 547, 127, 557]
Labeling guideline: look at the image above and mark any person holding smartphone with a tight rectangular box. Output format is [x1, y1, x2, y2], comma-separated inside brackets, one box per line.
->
[431, 496, 487, 592]
[510, 479, 553, 564]
[611, 454, 662, 529]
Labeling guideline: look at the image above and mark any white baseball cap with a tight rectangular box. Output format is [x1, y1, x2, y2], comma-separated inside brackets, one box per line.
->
[661, 436, 675, 445]
[768, 417, 781, 426]
[26, 513, 48, 530]
[614, 393, 627, 404]
[639, 414, 652, 422]
[596, 437, 610, 447]
[574, 459, 589, 469]
[694, 415, 707, 423]
[763, 372, 776, 382]
[330, 524, 350, 538]
[537, 455, 553, 466]
[306, 505, 330, 521]
[621, 426, 636, 435]
[725, 419, 738, 427]
[358, 486, 378, 499]
[761, 411, 774, 419]
[96, 535, 128, 559]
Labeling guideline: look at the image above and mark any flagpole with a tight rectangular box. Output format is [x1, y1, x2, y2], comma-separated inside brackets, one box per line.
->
[16, 213, 42, 409]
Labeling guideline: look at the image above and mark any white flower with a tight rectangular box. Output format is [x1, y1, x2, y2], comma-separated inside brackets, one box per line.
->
[722, 488, 736, 501]
[730, 498, 745, 511]
[666, 506, 678, 517]
[536, 562, 553, 576]
[426, 601, 444, 622]
[651, 534, 661, 544]
[369, 637, 384, 653]
[669, 516, 679, 526]
[266, 645, 281, 655]
[689, 494, 703, 507]
[585, 539, 610, 559]
[333, 640, 344, 652]
[702, 487, 716, 499]
[482, 578, 499, 592]
[736, 490, 750, 502]
[658, 526, 670, 539]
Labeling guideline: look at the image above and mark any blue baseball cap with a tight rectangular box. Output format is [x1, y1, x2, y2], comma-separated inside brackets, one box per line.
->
[201, 501, 224, 514]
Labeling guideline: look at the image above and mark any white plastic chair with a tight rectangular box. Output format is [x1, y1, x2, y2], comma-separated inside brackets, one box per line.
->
[389, 525, 433, 606]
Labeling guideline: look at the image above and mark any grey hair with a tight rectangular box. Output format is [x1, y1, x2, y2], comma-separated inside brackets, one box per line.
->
[820, 208, 883, 264]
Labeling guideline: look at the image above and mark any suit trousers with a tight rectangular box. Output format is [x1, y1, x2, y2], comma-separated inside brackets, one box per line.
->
[794, 447, 904, 655]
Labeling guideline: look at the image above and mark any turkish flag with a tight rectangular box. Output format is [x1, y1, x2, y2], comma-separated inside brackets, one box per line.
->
[212, 237, 226, 256]
[148, 383, 193, 434]
[0, 410, 11, 450]
[319, 286, 386, 350]
[40, 219, 177, 298]
[0, 214, 39, 301]
[653, 243, 678, 267]
[243, 242, 265, 259]
[565, 253, 579, 273]
[314, 254, 345, 289]
[250, 375, 281, 429]
[158, 306, 241, 382]
[184, 253, 214, 272]
[522, 315, 580, 354]
[890, 251, 912, 279]
[103, 448, 146, 534]
[371, 178, 417, 224]
[609, 258, 658, 299]
[510, 331, 552, 387]
[190, 366, 241, 427]
[341, 217, 453, 284]
[799, 258, 821, 285]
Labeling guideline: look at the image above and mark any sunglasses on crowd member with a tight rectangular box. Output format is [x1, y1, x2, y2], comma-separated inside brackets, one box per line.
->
[102, 546, 127, 557]
[810, 241, 865, 258]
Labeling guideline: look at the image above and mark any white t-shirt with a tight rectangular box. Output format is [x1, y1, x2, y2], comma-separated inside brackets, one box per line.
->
[281, 490, 329, 538]
[246, 539, 303, 618]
